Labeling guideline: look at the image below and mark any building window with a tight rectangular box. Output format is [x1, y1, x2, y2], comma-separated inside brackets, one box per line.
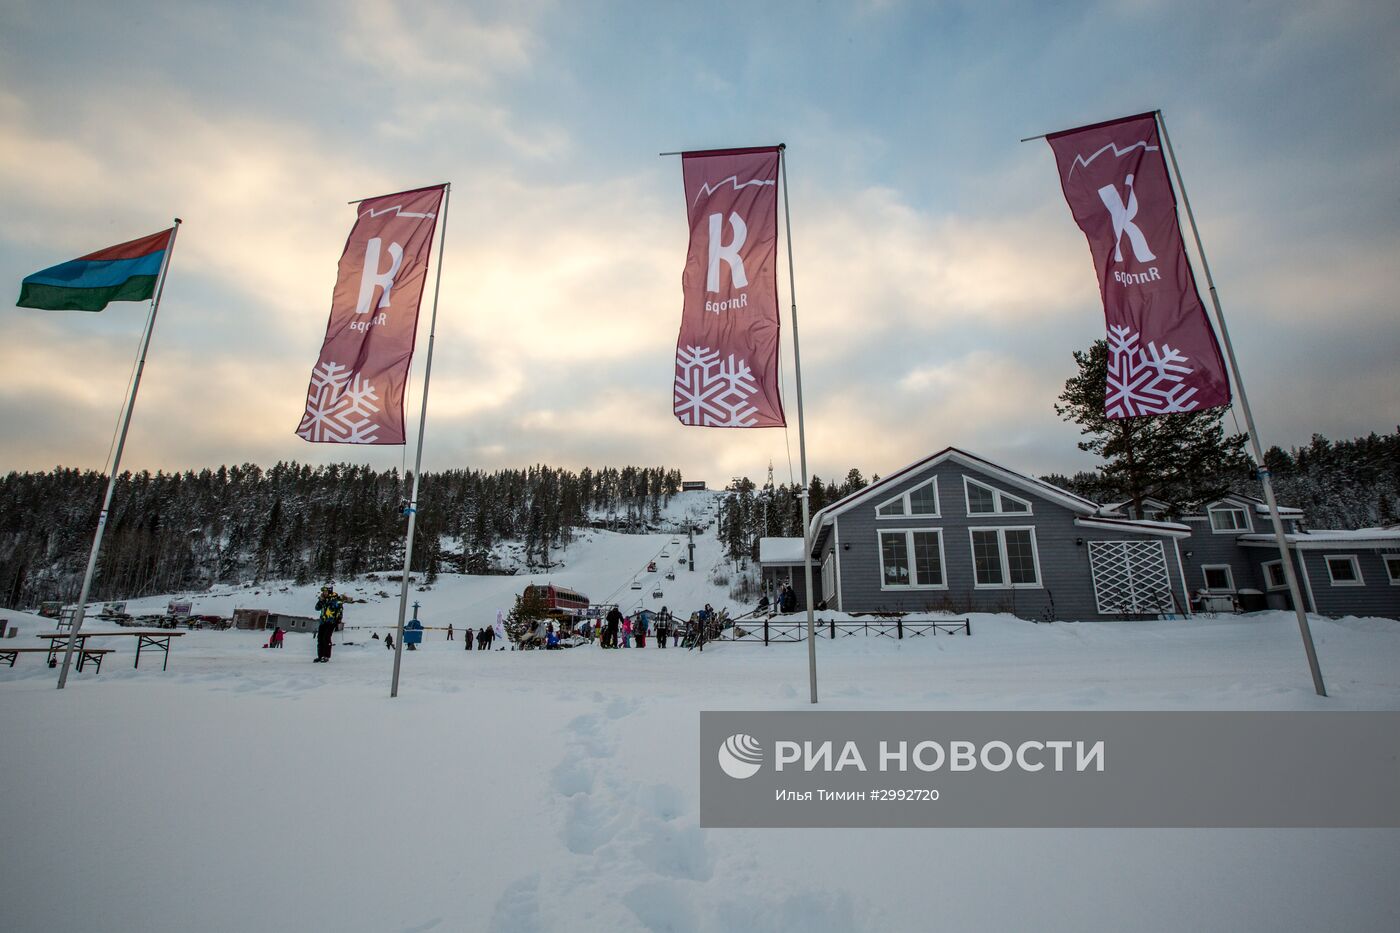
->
[1386, 555, 1400, 585]
[909, 483, 939, 515]
[1202, 565, 1235, 592]
[822, 550, 836, 604]
[876, 479, 939, 519]
[963, 476, 1032, 516]
[1208, 505, 1250, 532]
[878, 529, 946, 589]
[1262, 561, 1288, 590]
[1324, 555, 1363, 586]
[969, 527, 1041, 588]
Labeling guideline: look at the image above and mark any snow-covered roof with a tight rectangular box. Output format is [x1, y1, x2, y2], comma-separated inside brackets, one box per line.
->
[1239, 528, 1400, 550]
[1074, 516, 1193, 538]
[758, 537, 807, 565]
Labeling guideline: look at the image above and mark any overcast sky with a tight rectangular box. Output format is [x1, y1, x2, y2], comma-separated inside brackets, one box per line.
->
[2, 0, 1396, 488]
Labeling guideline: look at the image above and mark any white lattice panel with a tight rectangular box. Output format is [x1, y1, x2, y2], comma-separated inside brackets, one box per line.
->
[1088, 540, 1174, 615]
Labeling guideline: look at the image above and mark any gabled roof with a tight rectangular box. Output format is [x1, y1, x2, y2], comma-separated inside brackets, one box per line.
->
[809, 447, 1100, 532]
[1102, 492, 1303, 519]
[1220, 493, 1303, 517]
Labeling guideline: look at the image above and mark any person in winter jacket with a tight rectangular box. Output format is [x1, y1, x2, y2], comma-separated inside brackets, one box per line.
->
[635, 613, 648, 648]
[385, 632, 393, 650]
[605, 606, 622, 649]
[314, 587, 341, 662]
[447, 624, 454, 641]
[464, 626, 474, 650]
[269, 626, 285, 648]
[621, 617, 633, 648]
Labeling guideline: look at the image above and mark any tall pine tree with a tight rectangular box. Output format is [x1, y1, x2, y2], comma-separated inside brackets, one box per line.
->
[1055, 338, 1251, 516]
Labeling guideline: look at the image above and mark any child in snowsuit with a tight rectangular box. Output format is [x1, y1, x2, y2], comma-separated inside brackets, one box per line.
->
[464, 626, 474, 650]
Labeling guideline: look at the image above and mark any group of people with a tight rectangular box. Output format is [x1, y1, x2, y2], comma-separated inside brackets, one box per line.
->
[757, 583, 799, 615]
[574, 603, 721, 651]
[456, 624, 498, 651]
[300, 582, 732, 659]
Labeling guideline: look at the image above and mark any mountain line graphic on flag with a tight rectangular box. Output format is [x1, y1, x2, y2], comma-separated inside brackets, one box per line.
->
[17, 228, 173, 312]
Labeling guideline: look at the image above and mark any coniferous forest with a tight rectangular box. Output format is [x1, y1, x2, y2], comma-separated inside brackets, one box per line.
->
[2, 431, 1395, 607]
[0, 464, 682, 606]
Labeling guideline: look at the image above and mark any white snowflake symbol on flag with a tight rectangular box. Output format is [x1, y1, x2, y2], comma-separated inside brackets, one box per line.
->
[1105, 324, 1201, 418]
[674, 345, 760, 426]
[297, 361, 384, 443]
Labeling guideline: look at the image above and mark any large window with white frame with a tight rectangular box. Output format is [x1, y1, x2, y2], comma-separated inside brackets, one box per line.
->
[1208, 504, 1250, 532]
[962, 476, 1031, 516]
[878, 528, 946, 589]
[968, 527, 1041, 588]
[821, 550, 836, 604]
[1201, 564, 1235, 592]
[875, 478, 940, 518]
[1262, 560, 1288, 590]
[1384, 555, 1400, 585]
[1324, 554, 1363, 586]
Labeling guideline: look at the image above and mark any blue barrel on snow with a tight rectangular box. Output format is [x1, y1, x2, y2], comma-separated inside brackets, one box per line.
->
[404, 619, 424, 646]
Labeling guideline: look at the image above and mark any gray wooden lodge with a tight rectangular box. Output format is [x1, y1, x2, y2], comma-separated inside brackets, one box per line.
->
[759, 447, 1400, 621]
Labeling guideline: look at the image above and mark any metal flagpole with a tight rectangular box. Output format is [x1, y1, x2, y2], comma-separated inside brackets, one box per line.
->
[778, 145, 820, 704]
[391, 184, 451, 698]
[58, 219, 182, 690]
[1154, 110, 1326, 697]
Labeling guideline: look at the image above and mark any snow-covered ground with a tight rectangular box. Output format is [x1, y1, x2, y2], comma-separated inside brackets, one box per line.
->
[3, 523, 1399, 932]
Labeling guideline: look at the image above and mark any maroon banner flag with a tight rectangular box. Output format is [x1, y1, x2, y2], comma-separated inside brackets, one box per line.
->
[1047, 113, 1230, 418]
[673, 146, 785, 427]
[296, 185, 445, 444]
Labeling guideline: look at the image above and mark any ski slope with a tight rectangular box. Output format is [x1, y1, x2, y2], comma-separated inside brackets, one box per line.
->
[105, 491, 735, 630]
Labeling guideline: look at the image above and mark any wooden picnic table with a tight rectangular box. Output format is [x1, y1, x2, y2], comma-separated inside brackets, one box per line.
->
[37, 630, 186, 671]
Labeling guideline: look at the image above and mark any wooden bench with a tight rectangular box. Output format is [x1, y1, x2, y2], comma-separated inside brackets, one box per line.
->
[2, 646, 114, 673]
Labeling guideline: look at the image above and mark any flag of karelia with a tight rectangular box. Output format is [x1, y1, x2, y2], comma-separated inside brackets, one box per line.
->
[17, 228, 172, 312]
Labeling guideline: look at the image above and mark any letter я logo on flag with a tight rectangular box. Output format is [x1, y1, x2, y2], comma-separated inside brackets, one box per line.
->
[1046, 113, 1230, 419]
[296, 184, 444, 445]
[673, 146, 785, 428]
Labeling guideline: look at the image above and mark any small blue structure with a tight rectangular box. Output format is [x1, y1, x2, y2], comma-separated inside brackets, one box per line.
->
[404, 602, 425, 649]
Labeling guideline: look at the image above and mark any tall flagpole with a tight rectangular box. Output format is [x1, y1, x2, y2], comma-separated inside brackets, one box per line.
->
[1155, 111, 1326, 697]
[391, 184, 451, 699]
[58, 219, 182, 690]
[779, 145, 820, 705]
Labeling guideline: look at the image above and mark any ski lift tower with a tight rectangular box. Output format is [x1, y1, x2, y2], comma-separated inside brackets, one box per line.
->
[687, 524, 695, 572]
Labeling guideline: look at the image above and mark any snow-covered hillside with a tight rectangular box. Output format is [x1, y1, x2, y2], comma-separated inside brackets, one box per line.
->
[101, 501, 737, 629]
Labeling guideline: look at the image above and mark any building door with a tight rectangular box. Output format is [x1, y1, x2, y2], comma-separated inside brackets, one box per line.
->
[1087, 540, 1174, 615]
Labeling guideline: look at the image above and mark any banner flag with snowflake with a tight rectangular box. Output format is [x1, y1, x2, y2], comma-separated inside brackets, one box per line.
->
[296, 185, 445, 445]
[1046, 113, 1230, 419]
[673, 146, 785, 428]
